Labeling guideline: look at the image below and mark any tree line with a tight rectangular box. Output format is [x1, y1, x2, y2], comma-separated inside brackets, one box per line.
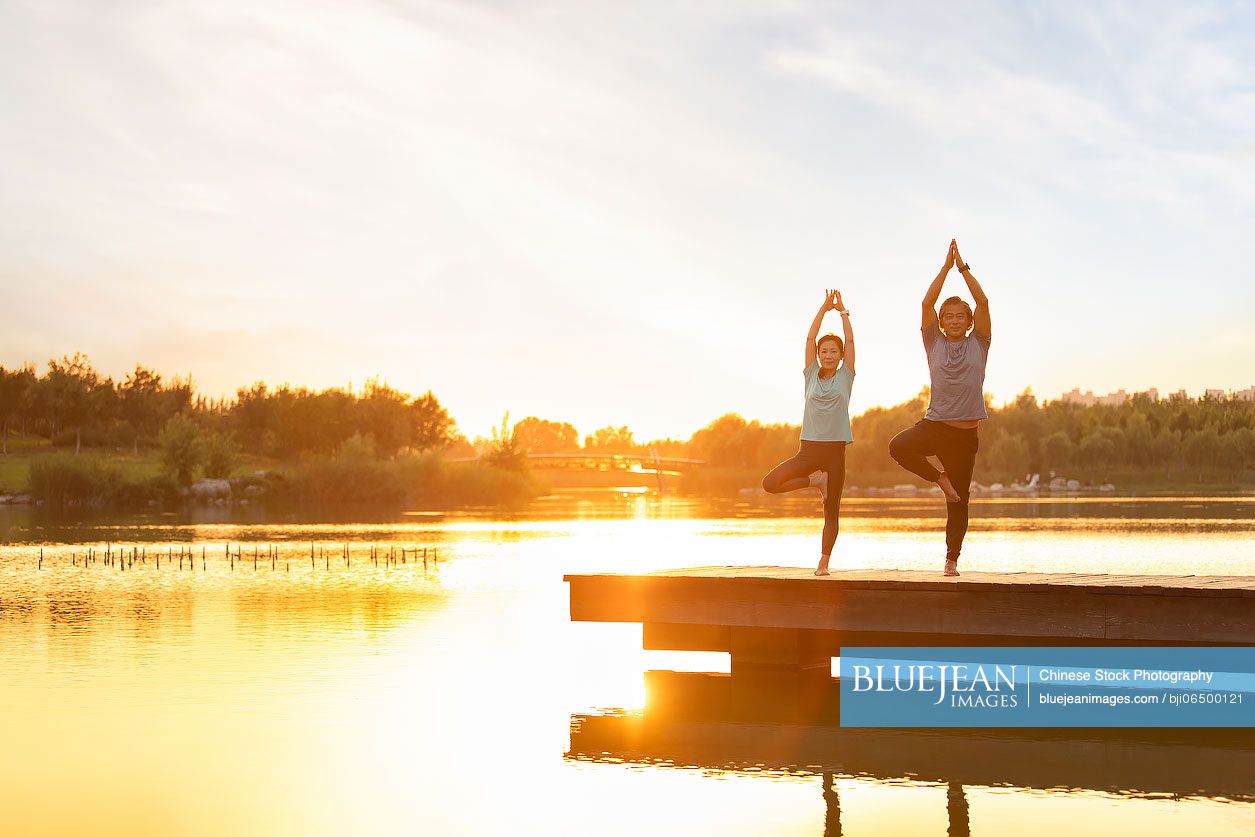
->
[0, 354, 459, 461]
[684, 388, 1255, 487]
[4, 355, 1254, 488]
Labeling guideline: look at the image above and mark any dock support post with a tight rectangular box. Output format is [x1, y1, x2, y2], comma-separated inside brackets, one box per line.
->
[729, 627, 833, 677]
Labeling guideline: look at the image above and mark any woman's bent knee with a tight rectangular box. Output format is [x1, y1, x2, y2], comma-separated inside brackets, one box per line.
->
[888, 433, 908, 463]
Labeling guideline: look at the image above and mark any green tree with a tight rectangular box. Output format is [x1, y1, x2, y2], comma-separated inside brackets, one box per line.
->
[1040, 430, 1074, 472]
[44, 353, 107, 454]
[203, 431, 242, 479]
[1183, 428, 1222, 476]
[687, 413, 797, 470]
[0, 364, 35, 455]
[158, 414, 206, 485]
[1151, 428, 1181, 468]
[359, 378, 411, 457]
[337, 431, 377, 462]
[584, 425, 638, 454]
[410, 391, 457, 451]
[1230, 427, 1255, 471]
[996, 390, 1043, 470]
[986, 432, 1030, 481]
[120, 365, 164, 455]
[484, 412, 528, 471]
[232, 383, 274, 456]
[513, 416, 580, 454]
[1078, 430, 1116, 476]
[1124, 412, 1153, 467]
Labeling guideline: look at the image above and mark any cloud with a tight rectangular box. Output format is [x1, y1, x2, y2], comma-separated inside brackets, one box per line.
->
[765, 2, 1255, 209]
[2, 1, 1255, 437]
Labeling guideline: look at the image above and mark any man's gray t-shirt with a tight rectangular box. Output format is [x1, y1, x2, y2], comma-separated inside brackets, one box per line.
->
[922, 324, 990, 421]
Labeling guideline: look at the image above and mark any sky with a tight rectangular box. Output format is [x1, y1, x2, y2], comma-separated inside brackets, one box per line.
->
[3, 0, 1255, 441]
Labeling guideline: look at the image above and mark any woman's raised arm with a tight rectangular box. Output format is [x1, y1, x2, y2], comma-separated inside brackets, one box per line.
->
[952, 241, 990, 337]
[834, 290, 855, 374]
[805, 290, 838, 370]
[922, 239, 956, 329]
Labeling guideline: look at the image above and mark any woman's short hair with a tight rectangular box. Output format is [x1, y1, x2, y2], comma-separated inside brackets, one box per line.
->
[817, 333, 844, 353]
[939, 296, 973, 326]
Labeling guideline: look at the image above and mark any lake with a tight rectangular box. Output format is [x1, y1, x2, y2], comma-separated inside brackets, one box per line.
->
[2, 494, 1253, 836]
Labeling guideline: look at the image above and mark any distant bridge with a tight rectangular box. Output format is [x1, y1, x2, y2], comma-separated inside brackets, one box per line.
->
[446, 452, 707, 472]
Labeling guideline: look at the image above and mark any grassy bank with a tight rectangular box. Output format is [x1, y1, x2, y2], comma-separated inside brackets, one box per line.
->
[0, 446, 542, 510]
[679, 465, 1255, 496]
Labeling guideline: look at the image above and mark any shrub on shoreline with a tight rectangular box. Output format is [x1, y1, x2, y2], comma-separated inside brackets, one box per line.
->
[28, 454, 175, 507]
[270, 442, 542, 510]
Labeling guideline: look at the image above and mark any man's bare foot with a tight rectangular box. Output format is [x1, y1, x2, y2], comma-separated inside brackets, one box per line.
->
[943, 559, 960, 577]
[813, 471, 828, 501]
[815, 556, 830, 576]
[936, 472, 961, 502]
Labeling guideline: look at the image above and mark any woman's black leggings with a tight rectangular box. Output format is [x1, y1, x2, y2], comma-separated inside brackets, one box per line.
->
[761, 440, 847, 556]
[888, 419, 979, 562]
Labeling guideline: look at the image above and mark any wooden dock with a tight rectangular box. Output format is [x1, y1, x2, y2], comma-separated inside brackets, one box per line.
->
[565, 567, 1255, 674]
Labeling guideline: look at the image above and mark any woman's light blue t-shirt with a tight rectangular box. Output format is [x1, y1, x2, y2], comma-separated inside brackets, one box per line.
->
[800, 363, 854, 443]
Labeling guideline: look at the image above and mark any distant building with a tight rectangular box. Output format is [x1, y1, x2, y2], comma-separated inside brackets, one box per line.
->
[1059, 388, 1098, 406]
[1054, 386, 1255, 405]
[1059, 388, 1136, 406]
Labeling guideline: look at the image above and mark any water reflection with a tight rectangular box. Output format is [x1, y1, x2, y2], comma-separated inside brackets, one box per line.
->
[569, 671, 1255, 802]
[570, 671, 1255, 835]
[6, 493, 1255, 536]
[2, 497, 1253, 835]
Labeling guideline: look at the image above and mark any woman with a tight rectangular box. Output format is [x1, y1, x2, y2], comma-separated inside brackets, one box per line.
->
[889, 239, 991, 577]
[761, 289, 855, 576]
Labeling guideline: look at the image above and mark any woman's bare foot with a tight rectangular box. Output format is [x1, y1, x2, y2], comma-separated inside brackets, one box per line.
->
[815, 556, 831, 576]
[812, 471, 828, 501]
[936, 471, 961, 502]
